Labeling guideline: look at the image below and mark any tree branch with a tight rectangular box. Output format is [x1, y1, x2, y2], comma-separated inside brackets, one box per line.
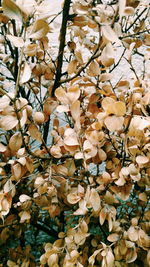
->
[51, 0, 71, 96]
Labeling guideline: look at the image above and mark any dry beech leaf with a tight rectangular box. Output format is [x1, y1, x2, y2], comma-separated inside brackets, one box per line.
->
[107, 233, 120, 242]
[101, 43, 115, 67]
[0, 95, 10, 110]
[67, 85, 80, 103]
[119, 0, 126, 18]
[0, 115, 18, 131]
[20, 62, 31, 84]
[9, 132, 22, 151]
[104, 116, 124, 131]
[19, 194, 31, 203]
[0, 143, 7, 152]
[88, 60, 100, 76]
[90, 188, 101, 212]
[67, 59, 78, 74]
[29, 19, 50, 40]
[55, 87, 69, 105]
[19, 211, 31, 223]
[28, 124, 42, 142]
[136, 155, 149, 165]
[89, 249, 101, 265]
[101, 25, 121, 44]
[2, 0, 27, 21]
[24, 43, 37, 56]
[6, 35, 24, 48]
[70, 100, 81, 130]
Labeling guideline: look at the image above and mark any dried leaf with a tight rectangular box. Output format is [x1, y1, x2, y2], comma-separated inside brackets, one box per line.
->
[20, 62, 31, 84]
[104, 116, 124, 131]
[29, 19, 50, 39]
[2, 0, 27, 21]
[101, 25, 121, 44]
[9, 132, 22, 151]
[90, 188, 101, 212]
[6, 35, 24, 48]
[101, 43, 115, 67]
[0, 115, 18, 131]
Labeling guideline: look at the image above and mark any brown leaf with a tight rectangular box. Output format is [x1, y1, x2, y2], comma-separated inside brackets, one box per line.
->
[9, 133, 22, 152]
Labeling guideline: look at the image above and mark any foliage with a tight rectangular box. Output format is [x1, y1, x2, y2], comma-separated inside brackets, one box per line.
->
[0, 0, 150, 266]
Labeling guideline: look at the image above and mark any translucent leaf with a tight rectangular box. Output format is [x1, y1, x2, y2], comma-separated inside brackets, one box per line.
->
[101, 25, 121, 44]
[106, 249, 115, 267]
[136, 155, 149, 165]
[6, 35, 24, 48]
[104, 116, 124, 132]
[67, 193, 81, 204]
[19, 211, 31, 223]
[67, 85, 80, 103]
[0, 95, 10, 111]
[107, 233, 120, 242]
[89, 249, 101, 265]
[2, 0, 27, 21]
[29, 19, 50, 40]
[20, 62, 31, 84]
[88, 60, 100, 76]
[28, 124, 42, 142]
[9, 132, 22, 152]
[55, 87, 69, 105]
[0, 115, 18, 130]
[101, 43, 115, 67]
[19, 194, 31, 202]
[0, 143, 7, 152]
[90, 188, 101, 212]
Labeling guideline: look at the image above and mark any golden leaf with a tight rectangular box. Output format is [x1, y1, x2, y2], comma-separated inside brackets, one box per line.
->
[0, 95, 10, 111]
